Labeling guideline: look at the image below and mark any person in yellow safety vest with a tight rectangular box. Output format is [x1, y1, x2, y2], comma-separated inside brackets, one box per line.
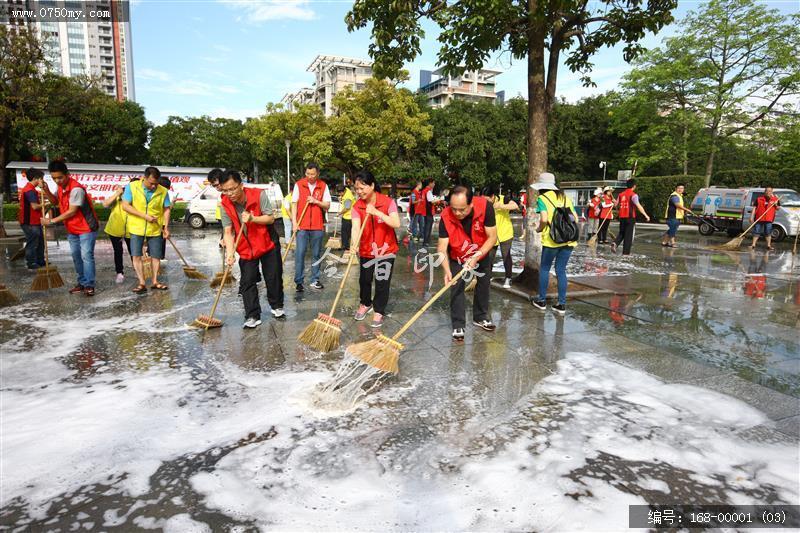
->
[103, 178, 138, 284]
[484, 185, 518, 289]
[661, 183, 694, 248]
[122, 166, 171, 294]
[281, 191, 293, 243]
[340, 178, 356, 252]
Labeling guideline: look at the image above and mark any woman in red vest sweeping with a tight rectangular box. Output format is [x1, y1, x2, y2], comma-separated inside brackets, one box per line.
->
[220, 170, 285, 328]
[42, 161, 100, 296]
[438, 185, 498, 340]
[18, 167, 46, 270]
[750, 186, 780, 251]
[291, 162, 331, 292]
[611, 178, 650, 255]
[350, 170, 401, 328]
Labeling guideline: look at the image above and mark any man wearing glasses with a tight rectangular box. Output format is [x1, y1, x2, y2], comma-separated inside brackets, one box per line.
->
[291, 162, 331, 292]
[219, 170, 284, 328]
[438, 185, 498, 340]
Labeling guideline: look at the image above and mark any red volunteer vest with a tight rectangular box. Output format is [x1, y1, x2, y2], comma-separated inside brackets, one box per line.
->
[441, 196, 489, 262]
[588, 196, 601, 219]
[754, 195, 778, 223]
[19, 182, 42, 225]
[617, 188, 636, 219]
[415, 186, 430, 215]
[352, 192, 399, 258]
[58, 178, 99, 235]
[221, 187, 275, 260]
[295, 178, 327, 231]
[600, 195, 614, 219]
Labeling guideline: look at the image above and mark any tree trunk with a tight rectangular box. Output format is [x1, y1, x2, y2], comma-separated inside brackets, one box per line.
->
[682, 121, 689, 176]
[516, 18, 548, 289]
[703, 126, 718, 188]
[0, 119, 11, 196]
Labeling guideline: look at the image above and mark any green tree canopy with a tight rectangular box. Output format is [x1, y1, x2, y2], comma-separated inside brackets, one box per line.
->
[149, 116, 252, 171]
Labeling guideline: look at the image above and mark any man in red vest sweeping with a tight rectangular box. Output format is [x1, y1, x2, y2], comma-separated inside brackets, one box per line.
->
[750, 186, 780, 251]
[611, 178, 650, 255]
[418, 178, 436, 245]
[18, 167, 46, 270]
[220, 170, 285, 328]
[438, 185, 498, 340]
[42, 161, 100, 296]
[291, 162, 331, 292]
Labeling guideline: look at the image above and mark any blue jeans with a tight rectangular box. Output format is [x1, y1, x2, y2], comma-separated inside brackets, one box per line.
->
[21, 224, 45, 268]
[411, 214, 424, 238]
[538, 245, 574, 306]
[67, 231, 97, 288]
[665, 218, 681, 237]
[294, 229, 324, 284]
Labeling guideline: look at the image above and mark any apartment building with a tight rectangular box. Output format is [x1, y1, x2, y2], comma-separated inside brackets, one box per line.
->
[419, 67, 502, 108]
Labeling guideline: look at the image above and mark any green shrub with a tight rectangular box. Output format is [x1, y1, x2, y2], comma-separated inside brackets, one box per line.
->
[632, 175, 706, 221]
[3, 202, 187, 223]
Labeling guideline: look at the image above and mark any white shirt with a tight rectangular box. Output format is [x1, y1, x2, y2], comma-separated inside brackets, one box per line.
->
[426, 190, 434, 202]
[292, 180, 331, 203]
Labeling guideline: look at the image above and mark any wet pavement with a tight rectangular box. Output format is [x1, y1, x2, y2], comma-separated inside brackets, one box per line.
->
[1, 223, 798, 531]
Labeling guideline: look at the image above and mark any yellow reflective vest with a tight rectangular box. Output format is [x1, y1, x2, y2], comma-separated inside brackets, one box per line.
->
[128, 180, 168, 237]
[341, 187, 356, 221]
[104, 198, 129, 238]
[281, 193, 292, 219]
[538, 190, 578, 248]
[665, 192, 684, 220]
[494, 194, 514, 244]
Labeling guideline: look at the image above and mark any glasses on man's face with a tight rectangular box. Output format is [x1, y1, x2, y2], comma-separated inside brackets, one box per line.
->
[220, 184, 241, 195]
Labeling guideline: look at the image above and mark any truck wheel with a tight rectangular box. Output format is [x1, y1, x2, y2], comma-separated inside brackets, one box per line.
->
[771, 226, 786, 242]
[188, 214, 206, 229]
[727, 228, 740, 237]
[698, 222, 715, 236]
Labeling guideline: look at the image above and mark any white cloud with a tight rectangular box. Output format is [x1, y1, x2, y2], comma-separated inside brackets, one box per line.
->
[219, 0, 315, 22]
[137, 71, 240, 97]
[206, 106, 265, 121]
[138, 68, 171, 82]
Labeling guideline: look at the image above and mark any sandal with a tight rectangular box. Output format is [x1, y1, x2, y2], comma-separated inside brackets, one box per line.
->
[132, 284, 147, 294]
[151, 283, 169, 290]
[84, 287, 95, 296]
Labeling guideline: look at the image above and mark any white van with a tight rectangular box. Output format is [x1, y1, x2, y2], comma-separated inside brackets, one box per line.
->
[186, 182, 285, 229]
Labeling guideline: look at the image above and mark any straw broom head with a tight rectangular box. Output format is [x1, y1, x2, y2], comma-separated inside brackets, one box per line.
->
[182, 266, 208, 280]
[0, 284, 19, 306]
[47, 266, 64, 288]
[345, 334, 402, 375]
[191, 314, 223, 329]
[31, 265, 62, 291]
[297, 313, 342, 352]
[209, 270, 236, 288]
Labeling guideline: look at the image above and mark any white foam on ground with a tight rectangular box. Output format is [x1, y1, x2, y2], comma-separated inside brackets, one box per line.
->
[3, 348, 797, 530]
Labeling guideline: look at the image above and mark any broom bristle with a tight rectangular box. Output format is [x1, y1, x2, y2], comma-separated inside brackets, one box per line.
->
[31, 266, 59, 291]
[297, 314, 343, 352]
[191, 314, 223, 328]
[0, 285, 19, 306]
[345, 334, 402, 374]
[209, 271, 235, 288]
[327, 237, 342, 250]
[47, 268, 64, 288]
[712, 236, 745, 251]
[183, 267, 208, 280]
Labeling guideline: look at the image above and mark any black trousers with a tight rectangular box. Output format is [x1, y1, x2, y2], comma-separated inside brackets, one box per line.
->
[499, 239, 513, 278]
[110, 236, 131, 274]
[449, 255, 493, 329]
[239, 246, 284, 320]
[359, 256, 395, 315]
[268, 223, 281, 256]
[597, 218, 611, 243]
[614, 218, 636, 254]
[341, 218, 352, 250]
[423, 215, 434, 244]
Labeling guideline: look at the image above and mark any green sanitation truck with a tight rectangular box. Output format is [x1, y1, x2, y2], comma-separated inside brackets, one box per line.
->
[688, 186, 800, 242]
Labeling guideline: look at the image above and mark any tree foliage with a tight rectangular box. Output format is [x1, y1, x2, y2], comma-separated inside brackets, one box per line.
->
[149, 116, 251, 171]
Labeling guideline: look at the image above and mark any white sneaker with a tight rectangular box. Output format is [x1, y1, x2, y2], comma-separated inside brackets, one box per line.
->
[502, 278, 511, 289]
[270, 308, 285, 318]
[115, 273, 124, 284]
[452, 328, 465, 340]
[243, 318, 262, 329]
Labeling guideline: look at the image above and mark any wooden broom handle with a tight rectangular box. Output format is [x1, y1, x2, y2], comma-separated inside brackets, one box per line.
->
[282, 201, 311, 263]
[327, 214, 371, 316]
[392, 268, 467, 340]
[39, 190, 51, 267]
[738, 195, 783, 237]
[205, 224, 245, 329]
[167, 237, 191, 267]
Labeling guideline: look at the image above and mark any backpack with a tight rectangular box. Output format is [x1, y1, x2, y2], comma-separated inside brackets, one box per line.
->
[542, 193, 579, 244]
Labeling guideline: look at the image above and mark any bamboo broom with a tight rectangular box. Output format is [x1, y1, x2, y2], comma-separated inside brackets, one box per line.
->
[31, 191, 64, 291]
[297, 214, 370, 352]
[327, 213, 342, 250]
[210, 248, 236, 288]
[0, 284, 19, 307]
[167, 237, 208, 279]
[712, 196, 782, 251]
[345, 268, 467, 375]
[10, 243, 26, 262]
[281, 202, 311, 265]
[190, 223, 246, 329]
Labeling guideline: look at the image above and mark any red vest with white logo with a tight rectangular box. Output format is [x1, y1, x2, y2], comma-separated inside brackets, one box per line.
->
[221, 187, 275, 260]
[415, 186, 431, 215]
[441, 196, 489, 262]
[295, 178, 327, 231]
[58, 178, 99, 235]
[588, 196, 601, 219]
[352, 192, 399, 258]
[754, 195, 778, 223]
[600, 195, 615, 219]
[617, 188, 636, 219]
[18, 182, 42, 225]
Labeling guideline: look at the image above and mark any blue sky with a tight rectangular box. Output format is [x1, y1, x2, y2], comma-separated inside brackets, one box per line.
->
[130, 0, 797, 125]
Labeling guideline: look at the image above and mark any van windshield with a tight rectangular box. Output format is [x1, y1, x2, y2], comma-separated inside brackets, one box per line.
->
[778, 191, 800, 207]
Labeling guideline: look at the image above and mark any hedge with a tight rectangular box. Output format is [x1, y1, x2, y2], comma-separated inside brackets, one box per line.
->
[2, 202, 187, 223]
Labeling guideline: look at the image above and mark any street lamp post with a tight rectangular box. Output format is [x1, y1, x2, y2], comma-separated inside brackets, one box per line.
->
[285, 139, 291, 194]
[599, 161, 607, 181]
